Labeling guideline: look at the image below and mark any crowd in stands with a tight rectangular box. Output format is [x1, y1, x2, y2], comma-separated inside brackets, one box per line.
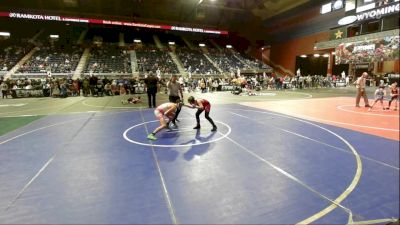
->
[0, 75, 146, 98]
[235, 53, 272, 70]
[245, 74, 352, 90]
[78, 75, 144, 97]
[1, 39, 34, 72]
[2, 35, 273, 78]
[136, 46, 179, 74]
[1, 71, 365, 99]
[85, 44, 131, 74]
[172, 73, 355, 94]
[176, 47, 218, 75]
[17, 41, 82, 74]
[207, 48, 248, 73]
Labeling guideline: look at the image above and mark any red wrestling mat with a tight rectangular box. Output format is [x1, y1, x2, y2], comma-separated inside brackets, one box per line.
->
[240, 97, 400, 141]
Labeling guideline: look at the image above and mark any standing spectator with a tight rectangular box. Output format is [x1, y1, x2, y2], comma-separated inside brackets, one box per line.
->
[144, 72, 159, 108]
[89, 75, 98, 96]
[72, 80, 80, 96]
[1, 82, 8, 98]
[82, 77, 90, 97]
[167, 75, 183, 126]
[354, 72, 371, 108]
[132, 78, 138, 94]
[200, 79, 206, 93]
[77, 78, 83, 96]
[211, 80, 218, 92]
[345, 76, 350, 87]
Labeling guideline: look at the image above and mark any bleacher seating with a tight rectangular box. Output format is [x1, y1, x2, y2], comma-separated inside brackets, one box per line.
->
[235, 53, 272, 70]
[136, 46, 179, 74]
[207, 48, 249, 73]
[2, 26, 273, 77]
[84, 44, 131, 74]
[176, 47, 218, 75]
[0, 39, 34, 72]
[17, 41, 82, 74]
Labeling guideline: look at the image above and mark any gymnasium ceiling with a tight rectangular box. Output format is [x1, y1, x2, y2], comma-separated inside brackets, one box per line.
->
[0, 0, 316, 32]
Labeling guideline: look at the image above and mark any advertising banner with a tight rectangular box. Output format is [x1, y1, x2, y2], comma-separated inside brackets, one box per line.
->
[335, 35, 399, 64]
[0, 11, 229, 35]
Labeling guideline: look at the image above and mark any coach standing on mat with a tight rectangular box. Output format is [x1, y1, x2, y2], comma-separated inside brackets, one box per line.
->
[167, 75, 183, 126]
[354, 72, 371, 108]
[144, 71, 159, 108]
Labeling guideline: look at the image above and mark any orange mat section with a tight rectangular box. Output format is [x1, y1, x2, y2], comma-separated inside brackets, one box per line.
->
[241, 97, 400, 141]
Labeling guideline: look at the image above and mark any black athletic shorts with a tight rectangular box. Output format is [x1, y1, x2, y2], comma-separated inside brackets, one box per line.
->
[169, 95, 181, 103]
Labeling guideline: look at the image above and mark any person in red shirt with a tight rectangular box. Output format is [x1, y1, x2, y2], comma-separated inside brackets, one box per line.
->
[185, 96, 217, 132]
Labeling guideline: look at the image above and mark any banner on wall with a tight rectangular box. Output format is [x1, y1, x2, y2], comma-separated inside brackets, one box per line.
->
[335, 35, 399, 64]
[0, 11, 228, 35]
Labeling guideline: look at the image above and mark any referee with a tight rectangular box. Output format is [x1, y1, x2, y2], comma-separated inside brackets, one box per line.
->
[144, 71, 159, 108]
[167, 75, 183, 126]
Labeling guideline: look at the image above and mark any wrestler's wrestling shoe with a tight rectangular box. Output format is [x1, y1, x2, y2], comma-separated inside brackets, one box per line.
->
[147, 134, 157, 141]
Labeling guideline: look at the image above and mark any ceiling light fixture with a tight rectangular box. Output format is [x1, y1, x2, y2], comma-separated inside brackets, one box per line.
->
[338, 15, 357, 25]
[321, 3, 332, 14]
[0, 32, 10, 37]
[333, 0, 343, 10]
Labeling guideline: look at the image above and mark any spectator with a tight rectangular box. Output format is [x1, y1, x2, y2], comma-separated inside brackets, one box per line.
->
[0, 82, 8, 98]
[82, 77, 90, 97]
[89, 75, 98, 96]
[104, 83, 112, 96]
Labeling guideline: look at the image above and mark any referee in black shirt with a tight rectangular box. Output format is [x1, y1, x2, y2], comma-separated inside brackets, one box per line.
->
[144, 72, 159, 108]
